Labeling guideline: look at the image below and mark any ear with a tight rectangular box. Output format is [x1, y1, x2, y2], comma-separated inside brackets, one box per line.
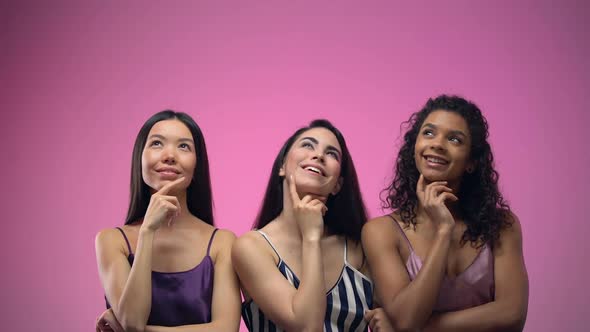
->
[331, 177, 343, 195]
[279, 165, 286, 177]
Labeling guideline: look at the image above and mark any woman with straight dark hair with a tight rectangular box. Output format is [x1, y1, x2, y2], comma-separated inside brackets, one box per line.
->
[232, 119, 392, 331]
[95, 110, 241, 332]
[363, 95, 528, 331]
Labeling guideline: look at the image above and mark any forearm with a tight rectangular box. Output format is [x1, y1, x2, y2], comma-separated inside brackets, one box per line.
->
[423, 300, 525, 332]
[116, 229, 155, 331]
[384, 228, 452, 331]
[291, 239, 326, 331]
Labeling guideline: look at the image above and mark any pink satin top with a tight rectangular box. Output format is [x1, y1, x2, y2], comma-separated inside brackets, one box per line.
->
[391, 216, 495, 312]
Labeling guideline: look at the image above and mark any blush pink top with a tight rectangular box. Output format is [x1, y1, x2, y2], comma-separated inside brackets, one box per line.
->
[390, 215, 495, 312]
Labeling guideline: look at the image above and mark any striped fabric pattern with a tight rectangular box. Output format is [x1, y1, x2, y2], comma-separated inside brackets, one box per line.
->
[242, 231, 373, 332]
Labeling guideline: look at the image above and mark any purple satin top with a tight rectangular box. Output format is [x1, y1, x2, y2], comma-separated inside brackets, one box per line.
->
[391, 216, 495, 312]
[105, 227, 217, 326]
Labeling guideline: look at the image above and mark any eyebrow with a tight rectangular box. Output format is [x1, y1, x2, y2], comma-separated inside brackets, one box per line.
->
[148, 134, 194, 143]
[300, 136, 342, 156]
[422, 123, 467, 137]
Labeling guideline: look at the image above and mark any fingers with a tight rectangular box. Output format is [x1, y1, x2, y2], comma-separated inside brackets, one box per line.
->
[288, 174, 301, 205]
[157, 176, 186, 195]
[159, 195, 181, 211]
[426, 183, 452, 198]
[364, 309, 376, 321]
[417, 174, 425, 194]
[437, 192, 459, 204]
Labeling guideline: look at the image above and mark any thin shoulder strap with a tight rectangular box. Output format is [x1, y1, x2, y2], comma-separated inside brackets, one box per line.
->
[256, 230, 282, 260]
[206, 229, 219, 256]
[386, 214, 414, 251]
[115, 227, 133, 255]
[343, 237, 349, 265]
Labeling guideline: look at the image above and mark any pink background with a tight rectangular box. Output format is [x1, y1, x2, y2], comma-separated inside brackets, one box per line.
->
[3, 1, 588, 331]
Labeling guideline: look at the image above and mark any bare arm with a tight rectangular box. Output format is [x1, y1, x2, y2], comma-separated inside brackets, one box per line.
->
[364, 177, 458, 331]
[363, 216, 452, 332]
[95, 228, 154, 332]
[143, 230, 242, 332]
[232, 231, 326, 332]
[423, 215, 529, 332]
[96, 178, 183, 332]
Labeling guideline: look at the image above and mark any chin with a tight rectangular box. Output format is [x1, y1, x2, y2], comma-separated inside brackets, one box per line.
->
[296, 180, 331, 197]
[419, 170, 448, 182]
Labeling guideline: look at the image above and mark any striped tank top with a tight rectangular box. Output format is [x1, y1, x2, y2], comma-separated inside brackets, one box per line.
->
[242, 230, 373, 332]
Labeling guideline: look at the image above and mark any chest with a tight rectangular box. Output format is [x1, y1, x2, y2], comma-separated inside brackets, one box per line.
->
[274, 239, 347, 292]
[403, 226, 485, 278]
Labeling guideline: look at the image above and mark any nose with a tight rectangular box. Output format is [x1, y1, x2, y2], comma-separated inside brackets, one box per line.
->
[311, 151, 325, 163]
[430, 136, 446, 152]
[162, 146, 177, 164]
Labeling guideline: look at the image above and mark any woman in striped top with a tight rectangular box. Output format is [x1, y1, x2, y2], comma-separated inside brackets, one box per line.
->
[232, 120, 392, 331]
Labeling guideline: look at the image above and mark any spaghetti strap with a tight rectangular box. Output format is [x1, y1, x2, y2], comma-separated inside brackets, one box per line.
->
[206, 229, 219, 256]
[386, 214, 414, 251]
[115, 227, 133, 255]
[343, 237, 349, 265]
[256, 230, 282, 261]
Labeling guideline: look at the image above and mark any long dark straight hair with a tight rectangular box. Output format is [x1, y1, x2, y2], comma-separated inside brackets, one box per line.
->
[253, 119, 367, 241]
[125, 110, 214, 225]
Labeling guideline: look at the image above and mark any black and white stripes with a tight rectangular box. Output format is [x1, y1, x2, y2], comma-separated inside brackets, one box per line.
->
[242, 231, 373, 332]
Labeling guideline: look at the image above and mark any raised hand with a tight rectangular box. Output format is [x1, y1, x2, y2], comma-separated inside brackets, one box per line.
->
[416, 174, 458, 231]
[141, 177, 185, 232]
[288, 174, 327, 242]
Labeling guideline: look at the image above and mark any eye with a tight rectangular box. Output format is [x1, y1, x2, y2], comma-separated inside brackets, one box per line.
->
[150, 140, 162, 147]
[449, 136, 463, 144]
[301, 141, 314, 149]
[327, 150, 340, 161]
[179, 143, 192, 151]
[422, 129, 434, 136]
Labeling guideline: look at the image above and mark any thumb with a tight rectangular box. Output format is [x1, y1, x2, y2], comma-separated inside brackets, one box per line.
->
[364, 309, 376, 321]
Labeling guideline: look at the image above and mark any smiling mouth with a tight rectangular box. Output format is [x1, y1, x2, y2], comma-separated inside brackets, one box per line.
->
[157, 168, 181, 176]
[424, 155, 449, 165]
[303, 166, 324, 176]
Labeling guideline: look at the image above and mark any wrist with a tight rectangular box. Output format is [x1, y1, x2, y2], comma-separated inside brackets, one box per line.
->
[302, 236, 322, 245]
[139, 225, 156, 236]
[436, 224, 454, 236]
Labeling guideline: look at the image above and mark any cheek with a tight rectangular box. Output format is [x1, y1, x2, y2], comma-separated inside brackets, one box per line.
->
[184, 155, 197, 176]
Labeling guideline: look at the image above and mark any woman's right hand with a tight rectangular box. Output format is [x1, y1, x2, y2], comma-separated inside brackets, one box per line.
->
[288, 174, 327, 242]
[95, 308, 124, 332]
[416, 174, 458, 231]
[140, 177, 184, 232]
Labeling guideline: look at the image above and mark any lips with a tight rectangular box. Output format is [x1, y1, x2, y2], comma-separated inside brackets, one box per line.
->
[423, 154, 449, 165]
[156, 167, 181, 175]
[300, 163, 326, 176]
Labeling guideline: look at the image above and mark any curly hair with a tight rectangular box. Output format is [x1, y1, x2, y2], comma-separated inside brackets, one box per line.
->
[382, 95, 512, 247]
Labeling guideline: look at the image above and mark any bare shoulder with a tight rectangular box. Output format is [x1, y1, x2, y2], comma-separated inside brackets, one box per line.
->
[94, 227, 130, 261]
[495, 212, 524, 253]
[213, 228, 237, 243]
[233, 230, 265, 251]
[208, 225, 236, 261]
[95, 228, 124, 249]
[232, 230, 275, 263]
[362, 214, 400, 242]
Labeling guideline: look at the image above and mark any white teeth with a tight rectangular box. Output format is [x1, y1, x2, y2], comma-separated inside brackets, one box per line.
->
[426, 157, 447, 164]
[305, 166, 322, 174]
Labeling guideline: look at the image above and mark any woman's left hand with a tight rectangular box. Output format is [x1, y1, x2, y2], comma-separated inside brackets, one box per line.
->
[95, 308, 124, 332]
[365, 308, 395, 331]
